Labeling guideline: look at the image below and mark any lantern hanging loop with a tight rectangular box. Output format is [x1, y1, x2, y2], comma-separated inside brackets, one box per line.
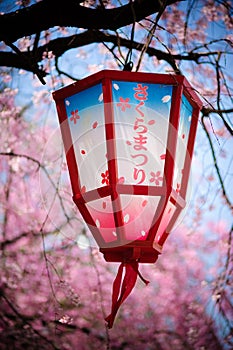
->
[123, 61, 133, 71]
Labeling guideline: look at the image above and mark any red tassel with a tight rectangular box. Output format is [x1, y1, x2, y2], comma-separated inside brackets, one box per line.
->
[105, 261, 149, 328]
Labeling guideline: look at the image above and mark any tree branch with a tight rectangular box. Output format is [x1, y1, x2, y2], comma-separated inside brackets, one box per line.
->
[0, 30, 226, 75]
[201, 114, 233, 210]
[0, 0, 180, 43]
[0, 291, 59, 349]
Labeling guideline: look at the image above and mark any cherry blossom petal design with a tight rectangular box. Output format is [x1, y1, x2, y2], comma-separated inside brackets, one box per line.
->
[92, 121, 98, 129]
[150, 171, 156, 183]
[117, 177, 125, 184]
[113, 83, 119, 90]
[162, 95, 171, 103]
[95, 219, 100, 228]
[117, 97, 131, 111]
[124, 214, 130, 223]
[148, 120, 156, 125]
[160, 154, 166, 160]
[98, 93, 103, 102]
[70, 109, 80, 124]
[101, 170, 109, 185]
[150, 170, 163, 185]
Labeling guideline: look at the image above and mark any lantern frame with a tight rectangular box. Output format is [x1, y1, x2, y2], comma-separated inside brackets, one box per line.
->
[53, 70, 202, 264]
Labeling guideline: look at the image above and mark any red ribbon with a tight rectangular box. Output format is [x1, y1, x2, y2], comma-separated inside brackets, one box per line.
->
[105, 261, 149, 329]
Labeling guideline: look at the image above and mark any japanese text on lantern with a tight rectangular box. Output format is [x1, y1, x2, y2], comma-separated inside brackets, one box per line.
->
[131, 83, 149, 184]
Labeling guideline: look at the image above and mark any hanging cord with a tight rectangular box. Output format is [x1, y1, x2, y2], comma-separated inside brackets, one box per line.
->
[105, 261, 149, 328]
[135, 0, 168, 72]
[123, 0, 135, 71]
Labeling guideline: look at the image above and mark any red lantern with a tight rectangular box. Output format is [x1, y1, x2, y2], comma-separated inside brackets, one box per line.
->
[52, 70, 202, 328]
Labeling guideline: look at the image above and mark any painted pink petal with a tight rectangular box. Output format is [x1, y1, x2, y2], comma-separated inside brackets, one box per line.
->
[142, 200, 148, 207]
[160, 154, 166, 160]
[92, 121, 98, 129]
[117, 177, 125, 184]
[148, 120, 155, 125]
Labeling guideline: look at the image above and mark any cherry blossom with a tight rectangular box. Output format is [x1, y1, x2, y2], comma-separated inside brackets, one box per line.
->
[70, 109, 80, 124]
[150, 170, 163, 185]
[117, 97, 131, 111]
[101, 169, 109, 185]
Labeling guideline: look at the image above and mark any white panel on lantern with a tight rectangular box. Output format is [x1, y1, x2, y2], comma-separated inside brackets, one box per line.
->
[64, 84, 108, 192]
[154, 201, 176, 246]
[112, 81, 172, 186]
[120, 194, 160, 242]
[172, 94, 193, 193]
[86, 197, 118, 244]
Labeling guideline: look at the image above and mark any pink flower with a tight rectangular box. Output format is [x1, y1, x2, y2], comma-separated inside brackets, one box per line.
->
[101, 170, 109, 185]
[150, 170, 163, 185]
[70, 109, 80, 124]
[117, 97, 131, 111]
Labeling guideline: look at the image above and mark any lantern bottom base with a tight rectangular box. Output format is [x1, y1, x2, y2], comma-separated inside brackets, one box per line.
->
[100, 246, 160, 263]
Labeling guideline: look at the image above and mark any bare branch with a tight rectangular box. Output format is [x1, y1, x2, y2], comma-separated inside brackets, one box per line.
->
[0, 30, 228, 76]
[0, 291, 59, 349]
[201, 114, 233, 210]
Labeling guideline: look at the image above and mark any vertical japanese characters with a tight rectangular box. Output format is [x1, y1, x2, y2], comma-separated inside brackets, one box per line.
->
[131, 83, 149, 185]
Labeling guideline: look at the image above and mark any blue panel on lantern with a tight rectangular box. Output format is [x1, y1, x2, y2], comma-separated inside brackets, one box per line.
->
[65, 84, 103, 114]
[64, 84, 108, 192]
[112, 81, 173, 186]
[172, 94, 193, 191]
[179, 94, 193, 138]
[112, 81, 173, 112]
